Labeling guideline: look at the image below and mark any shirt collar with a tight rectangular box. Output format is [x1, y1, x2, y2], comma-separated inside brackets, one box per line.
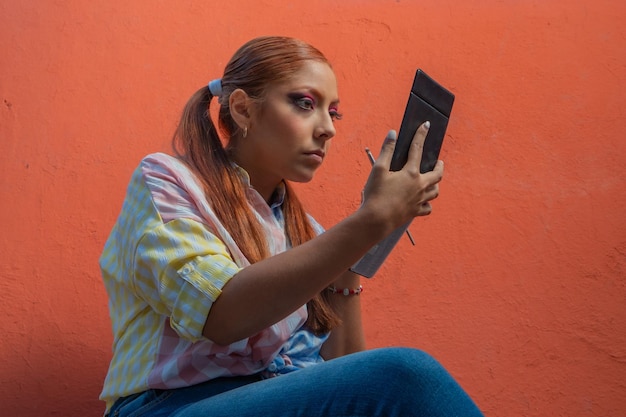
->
[234, 165, 286, 209]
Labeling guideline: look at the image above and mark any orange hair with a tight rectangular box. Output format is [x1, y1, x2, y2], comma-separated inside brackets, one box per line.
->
[172, 36, 339, 334]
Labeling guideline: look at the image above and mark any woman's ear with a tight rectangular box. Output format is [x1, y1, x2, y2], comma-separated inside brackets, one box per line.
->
[229, 88, 252, 132]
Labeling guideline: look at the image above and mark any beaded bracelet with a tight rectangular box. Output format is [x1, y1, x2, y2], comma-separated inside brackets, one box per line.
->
[327, 285, 363, 296]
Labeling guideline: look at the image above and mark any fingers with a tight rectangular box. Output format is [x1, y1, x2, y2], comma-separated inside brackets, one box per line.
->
[432, 159, 444, 175]
[425, 183, 440, 202]
[364, 126, 444, 223]
[374, 130, 397, 168]
[416, 183, 439, 216]
[424, 159, 444, 184]
[417, 202, 432, 216]
[405, 121, 431, 171]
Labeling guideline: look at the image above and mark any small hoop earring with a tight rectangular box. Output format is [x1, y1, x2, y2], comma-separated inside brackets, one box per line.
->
[243, 126, 248, 138]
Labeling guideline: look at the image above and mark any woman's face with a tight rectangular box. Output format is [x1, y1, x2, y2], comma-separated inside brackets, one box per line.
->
[232, 60, 340, 201]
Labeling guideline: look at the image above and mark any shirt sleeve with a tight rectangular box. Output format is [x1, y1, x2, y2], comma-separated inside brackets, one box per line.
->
[307, 214, 326, 236]
[133, 217, 241, 342]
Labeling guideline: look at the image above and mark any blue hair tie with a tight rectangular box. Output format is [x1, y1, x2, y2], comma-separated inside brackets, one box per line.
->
[208, 79, 222, 97]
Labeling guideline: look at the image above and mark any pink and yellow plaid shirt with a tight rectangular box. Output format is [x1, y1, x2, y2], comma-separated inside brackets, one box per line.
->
[99, 153, 327, 413]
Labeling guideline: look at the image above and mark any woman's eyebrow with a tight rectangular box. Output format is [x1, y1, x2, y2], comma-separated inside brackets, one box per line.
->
[291, 85, 340, 104]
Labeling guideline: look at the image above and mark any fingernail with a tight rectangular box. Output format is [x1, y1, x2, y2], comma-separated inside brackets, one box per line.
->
[424, 121, 431, 130]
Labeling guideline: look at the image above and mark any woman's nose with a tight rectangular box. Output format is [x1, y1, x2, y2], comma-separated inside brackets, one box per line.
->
[315, 113, 336, 141]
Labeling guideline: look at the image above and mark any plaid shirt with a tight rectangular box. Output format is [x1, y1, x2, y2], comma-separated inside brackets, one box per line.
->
[99, 153, 327, 413]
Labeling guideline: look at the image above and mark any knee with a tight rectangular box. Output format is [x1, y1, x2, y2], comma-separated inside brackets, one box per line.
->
[324, 348, 481, 416]
[367, 347, 441, 369]
[363, 347, 453, 388]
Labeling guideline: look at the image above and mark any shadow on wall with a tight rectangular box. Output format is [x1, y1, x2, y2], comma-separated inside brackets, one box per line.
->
[2, 326, 109, 416]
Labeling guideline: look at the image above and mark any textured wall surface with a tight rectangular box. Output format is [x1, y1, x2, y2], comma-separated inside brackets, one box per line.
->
[1, 1, 625, 416]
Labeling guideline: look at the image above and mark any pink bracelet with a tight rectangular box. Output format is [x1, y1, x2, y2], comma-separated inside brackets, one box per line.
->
[327, 285, 363, 296]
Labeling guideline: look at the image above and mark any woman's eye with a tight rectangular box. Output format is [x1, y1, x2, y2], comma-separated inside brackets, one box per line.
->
[329, 109, 343, 121]
[294, 96, 315, 110]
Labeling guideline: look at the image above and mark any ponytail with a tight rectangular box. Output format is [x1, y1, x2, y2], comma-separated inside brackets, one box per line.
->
[283, 184, 341, 333]
[173, 87, 269, 263]
[173, 37, 341, 334]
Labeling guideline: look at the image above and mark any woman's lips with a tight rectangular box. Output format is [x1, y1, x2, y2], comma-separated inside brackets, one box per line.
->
[304, 150, 325, 164]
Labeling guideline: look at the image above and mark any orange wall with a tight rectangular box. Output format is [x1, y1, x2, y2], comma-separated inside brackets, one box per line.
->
[1, 1, 625, 416]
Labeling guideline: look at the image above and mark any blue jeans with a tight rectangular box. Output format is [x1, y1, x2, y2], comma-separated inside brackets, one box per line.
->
[108, 347, 483, 417]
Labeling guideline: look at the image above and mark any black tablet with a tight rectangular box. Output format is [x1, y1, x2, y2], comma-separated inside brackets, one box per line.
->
[390, 69, 455, 173]
[349, 70, 455, 278]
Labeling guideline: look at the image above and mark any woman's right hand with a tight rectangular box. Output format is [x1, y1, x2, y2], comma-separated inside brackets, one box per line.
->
[360, 121, 444, 235]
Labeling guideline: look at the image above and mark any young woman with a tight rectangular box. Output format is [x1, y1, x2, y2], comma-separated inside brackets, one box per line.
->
[100, 36, 483, 416]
